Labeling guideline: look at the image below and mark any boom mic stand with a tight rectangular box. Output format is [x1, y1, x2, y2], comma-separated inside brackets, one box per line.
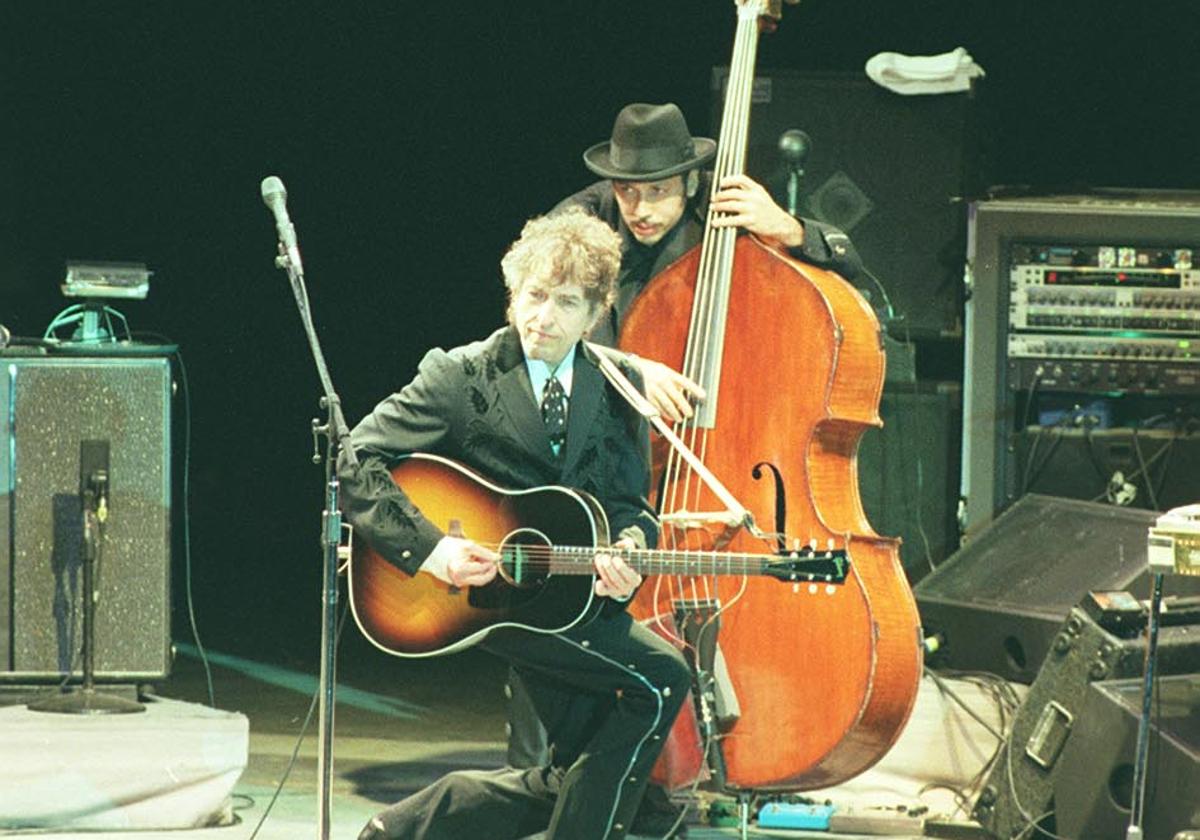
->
[29, 440, 145, 715]
[261, 175, 356, 840]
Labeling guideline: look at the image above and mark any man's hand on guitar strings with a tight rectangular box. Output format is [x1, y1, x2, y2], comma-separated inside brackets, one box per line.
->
[594, 539, 642, 600]
[422, 535, 500, 587]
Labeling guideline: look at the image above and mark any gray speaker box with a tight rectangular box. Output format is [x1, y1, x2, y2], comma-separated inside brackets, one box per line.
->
[0, 356, 172, 682]
[1054, 674, 1200, 840]
[914, 494, 1200, 682]
[972, 607, 1200, 840]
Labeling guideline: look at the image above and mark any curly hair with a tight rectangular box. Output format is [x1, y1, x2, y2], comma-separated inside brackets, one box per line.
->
[501, 208, 622, 322]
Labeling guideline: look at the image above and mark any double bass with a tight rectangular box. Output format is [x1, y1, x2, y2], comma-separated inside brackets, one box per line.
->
[620, 0, 923, 790]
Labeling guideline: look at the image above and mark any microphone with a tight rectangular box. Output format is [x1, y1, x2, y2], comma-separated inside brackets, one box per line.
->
[79, 439, 111, 526]
[260, 175, 305, 275]
[778, 129, 812, 169]
[778, 129, 812, 218]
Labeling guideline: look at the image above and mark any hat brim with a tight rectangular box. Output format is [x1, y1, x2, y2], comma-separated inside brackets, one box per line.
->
[582, 138, 717, 181]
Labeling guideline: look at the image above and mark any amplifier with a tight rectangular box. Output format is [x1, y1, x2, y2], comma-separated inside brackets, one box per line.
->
[972, 606, 1200, 840]
[1007, 241, 1200, 397]
[1006, 334, 1200, 394]
[1008, 242, 1200, 334]
[1053, 674, 1200, 840]
[962, 192, 1200, 537]
[0, 356, 172, 682]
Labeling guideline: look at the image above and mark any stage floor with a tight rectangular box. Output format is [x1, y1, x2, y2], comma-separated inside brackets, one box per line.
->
[2, 630, 992, 840]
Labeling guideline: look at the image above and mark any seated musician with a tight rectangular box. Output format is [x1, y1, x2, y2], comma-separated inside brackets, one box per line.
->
[338, 208, 692, 840]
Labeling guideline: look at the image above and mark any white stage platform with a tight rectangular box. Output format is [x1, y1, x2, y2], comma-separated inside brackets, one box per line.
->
[805, 672, 1026, 824]
[0, 694, 248, 831]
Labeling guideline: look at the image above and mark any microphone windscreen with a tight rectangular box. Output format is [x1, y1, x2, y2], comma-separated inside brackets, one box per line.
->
[260, 175, 287, 207]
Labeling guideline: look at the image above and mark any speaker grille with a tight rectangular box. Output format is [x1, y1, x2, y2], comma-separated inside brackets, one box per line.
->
[3, 358, 171, 681]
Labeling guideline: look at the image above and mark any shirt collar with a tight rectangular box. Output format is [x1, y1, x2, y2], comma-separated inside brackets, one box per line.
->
[525, 342, 577, 401]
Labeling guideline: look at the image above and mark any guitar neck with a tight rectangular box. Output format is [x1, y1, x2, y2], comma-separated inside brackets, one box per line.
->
[548, 546, 772, 576]
[535, 545, 848, 584]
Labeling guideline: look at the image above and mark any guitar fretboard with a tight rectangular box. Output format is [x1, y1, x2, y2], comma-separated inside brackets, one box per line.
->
[508, 545, 847, 582]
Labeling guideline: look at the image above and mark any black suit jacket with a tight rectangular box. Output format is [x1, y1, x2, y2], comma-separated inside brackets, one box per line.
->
[338, 326, 657, 576]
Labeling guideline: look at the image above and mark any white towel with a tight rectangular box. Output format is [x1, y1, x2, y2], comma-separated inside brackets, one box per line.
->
[865, 47, 985, 95]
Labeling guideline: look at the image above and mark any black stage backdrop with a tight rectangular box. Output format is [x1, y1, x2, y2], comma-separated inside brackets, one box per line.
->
[1, 0, 1197, 664]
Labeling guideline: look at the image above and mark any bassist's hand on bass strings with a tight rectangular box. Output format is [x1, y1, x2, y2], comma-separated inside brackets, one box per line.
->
[636, 357, 706, 424]
[710, 173, 806, 251]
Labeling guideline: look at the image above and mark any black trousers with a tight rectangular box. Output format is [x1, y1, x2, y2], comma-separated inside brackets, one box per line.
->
[359, 608, 690, 840]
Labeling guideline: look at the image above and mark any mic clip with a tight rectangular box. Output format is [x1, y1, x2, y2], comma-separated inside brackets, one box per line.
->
[86, 469, 110, 523]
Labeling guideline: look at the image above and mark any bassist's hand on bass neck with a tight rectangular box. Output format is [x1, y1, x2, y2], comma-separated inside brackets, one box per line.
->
[710, 173, 806, 251]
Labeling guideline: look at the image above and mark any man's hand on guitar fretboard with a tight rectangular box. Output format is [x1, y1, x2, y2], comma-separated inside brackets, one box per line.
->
[593, 538, 643, 601]
[422, 536, 500, 588]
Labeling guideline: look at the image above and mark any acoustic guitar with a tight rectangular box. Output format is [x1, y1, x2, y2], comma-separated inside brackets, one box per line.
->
[348, 453, 850, 657]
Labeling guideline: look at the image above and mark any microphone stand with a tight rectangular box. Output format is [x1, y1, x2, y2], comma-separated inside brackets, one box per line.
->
[28, 450, 145, 715]
[777, 128, 811, 218]
[1125, 572, 1164, 840]
[270, 229, 357, 840]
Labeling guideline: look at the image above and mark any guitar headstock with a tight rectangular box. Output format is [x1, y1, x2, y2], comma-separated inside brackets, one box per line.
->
[763, 543, 850, 586]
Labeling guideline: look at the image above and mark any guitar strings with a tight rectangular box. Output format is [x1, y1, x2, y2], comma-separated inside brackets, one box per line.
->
[446, 541, 846, 578]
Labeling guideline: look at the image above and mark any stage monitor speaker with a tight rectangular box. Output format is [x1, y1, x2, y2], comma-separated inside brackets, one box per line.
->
[858, 381, 962, 586]
[0, 357, 172, 683]
[914, 493, 1200, 682]
[710, 69, 983, 338]
[972, 608, 1200, 840]
[1054, 674, 1200, 840]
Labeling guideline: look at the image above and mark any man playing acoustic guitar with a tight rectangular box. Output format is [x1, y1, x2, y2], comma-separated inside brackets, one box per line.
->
[339, 208, 691, 840]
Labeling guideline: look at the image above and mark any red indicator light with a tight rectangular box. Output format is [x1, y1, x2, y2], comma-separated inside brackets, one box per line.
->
[1118, 273, 1127, 282]
[1048, 272, 1057, 283]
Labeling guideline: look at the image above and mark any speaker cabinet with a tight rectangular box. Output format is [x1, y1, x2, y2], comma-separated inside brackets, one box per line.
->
[858, 381, 962, 585]
[711, 69, 982, 338]
[1015, 427, 1200, 515]
[0, 356, 172, 682]
[1054, 674, 1200, 840]
[972, 608, 1200, 840]
[914, 494, 1200, 682]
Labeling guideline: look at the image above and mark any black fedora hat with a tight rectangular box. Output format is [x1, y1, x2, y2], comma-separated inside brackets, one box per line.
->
[583, 103, 716, 181]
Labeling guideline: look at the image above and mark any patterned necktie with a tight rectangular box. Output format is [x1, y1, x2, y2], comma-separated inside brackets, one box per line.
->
[541, 376, 568, 457]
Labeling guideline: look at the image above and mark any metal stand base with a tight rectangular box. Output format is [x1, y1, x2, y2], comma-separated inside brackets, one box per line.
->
[28, 686, 145, 715]
[738, 793, 752, 840]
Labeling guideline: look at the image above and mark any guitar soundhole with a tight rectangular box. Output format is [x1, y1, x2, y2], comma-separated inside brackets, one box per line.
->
[496, 528, 552, 590]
